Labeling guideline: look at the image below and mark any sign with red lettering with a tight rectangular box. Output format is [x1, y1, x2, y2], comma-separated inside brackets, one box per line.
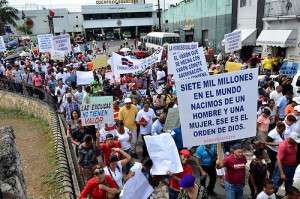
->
[80, 103, 114, 126]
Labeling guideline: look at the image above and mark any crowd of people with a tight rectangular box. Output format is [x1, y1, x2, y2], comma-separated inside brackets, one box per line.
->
[1, 38, 300, 199]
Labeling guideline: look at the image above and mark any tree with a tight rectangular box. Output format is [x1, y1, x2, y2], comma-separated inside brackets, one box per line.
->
[16, 25, 32, 34]
[0, 0, 19, 27]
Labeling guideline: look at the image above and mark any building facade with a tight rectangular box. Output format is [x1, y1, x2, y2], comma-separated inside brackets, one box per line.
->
[81, 0, 158, 40]
[10, 8, 83, 36]
[162, 0, 237, 52]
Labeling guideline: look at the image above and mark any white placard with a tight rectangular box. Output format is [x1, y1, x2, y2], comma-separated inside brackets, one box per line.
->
[167, 42, 198, 74]
[53, 34, 71, 54]
[111, 52, 142, 74]
[168, 47, 209, 81]
[225, 30, 242, 53]
[76, 71, 94, 85]
[120, 163, 154, 199]
[137, 48, 163, 69]
[80, 103, 114, 126]
[0, 36, 6, 51]
[74, 46, 81, 53]
[37, 34, 54, 52]
[51, 50, 65, 61]
[144, 133, 183, 175]
[177, 69, 258, 147]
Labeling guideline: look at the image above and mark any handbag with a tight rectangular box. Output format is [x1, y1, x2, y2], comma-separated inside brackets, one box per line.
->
[107, 167, 122, 199]
[104, 175, 119, 199]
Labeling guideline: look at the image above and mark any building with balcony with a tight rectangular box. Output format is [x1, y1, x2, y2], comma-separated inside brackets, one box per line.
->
[81, 0, 159, 40]
[162, 0, 238, 52]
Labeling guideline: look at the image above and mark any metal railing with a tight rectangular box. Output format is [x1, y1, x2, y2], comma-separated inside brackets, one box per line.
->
[0, 77, 76, 198]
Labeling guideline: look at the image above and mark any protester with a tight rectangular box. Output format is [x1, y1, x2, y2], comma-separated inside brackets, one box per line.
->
[178, 175, 208, 199]
[256, 178, 276, 199]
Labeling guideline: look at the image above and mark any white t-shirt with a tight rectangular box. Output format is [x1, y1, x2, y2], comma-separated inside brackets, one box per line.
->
[267, 128, 283, 152]
[99, 128, 118, 142]
[157, 70, 165, 83]
[12, 70, 22, 83]
[135, 109, 156, 135]
[75, 91, 85, 103]
[270, 91, 283, 104]
[104, 161, 123, 188]
[294, 164, 300, 181]
[256, 191, 276, 199]
[0, 65, 5, 75]
[117, 127, 131, 150]
[55, 85, 67, 102]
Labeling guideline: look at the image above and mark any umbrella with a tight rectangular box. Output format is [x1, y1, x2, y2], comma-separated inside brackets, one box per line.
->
[120, 48, 131, 53]
[19, 52, 32, 57]
[8, 41, 18, 45]
[5, 54, 20, 60]
[15, 47, 26, 53]
[135, 51, 148, 57]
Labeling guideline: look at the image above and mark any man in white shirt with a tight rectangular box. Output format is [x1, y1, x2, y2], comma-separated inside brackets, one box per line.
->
[256, 178, 276, 199]
[74, 85, 85, 104]
[156, 66, 165, 85]
[270, 85, 283, 104]
[217, 51, 223, 62]
[135, 102, 156, 158]
[99, 123, 118, 142]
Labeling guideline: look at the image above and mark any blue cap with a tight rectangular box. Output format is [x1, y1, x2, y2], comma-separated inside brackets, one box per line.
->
[179, 175, 195, 188]
[233, 143, 243, 150]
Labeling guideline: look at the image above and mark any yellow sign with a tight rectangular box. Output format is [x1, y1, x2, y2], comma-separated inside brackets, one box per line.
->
[225, 61, 242, 72]
[92, 55, 108, 69]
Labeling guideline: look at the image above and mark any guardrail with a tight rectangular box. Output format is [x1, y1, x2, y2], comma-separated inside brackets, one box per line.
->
[0, 78, 77, 198]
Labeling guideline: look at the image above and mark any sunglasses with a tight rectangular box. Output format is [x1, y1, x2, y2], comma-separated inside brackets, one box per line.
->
[95, 169, 104, 176]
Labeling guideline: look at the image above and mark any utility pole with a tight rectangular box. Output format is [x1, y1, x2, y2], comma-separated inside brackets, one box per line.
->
[158, 0, 161, 32]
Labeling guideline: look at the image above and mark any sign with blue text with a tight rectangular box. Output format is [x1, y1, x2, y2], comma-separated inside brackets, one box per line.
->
[37, 34, 54, 52]
[280, 62, 299, 76]
[80, 103, 114, 126]
[225, 30, 242, 53]
[176, 69, 258, 147]
[53, 34, 71, 54]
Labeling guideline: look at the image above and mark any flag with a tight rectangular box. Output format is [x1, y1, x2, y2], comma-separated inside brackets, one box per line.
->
[22, 11, 26, 19]
[49, 10, 55, 17]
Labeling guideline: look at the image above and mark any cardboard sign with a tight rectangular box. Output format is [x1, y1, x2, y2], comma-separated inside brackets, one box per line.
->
[167, 42, 198, 74]
[51, 50, 65, 61]
[168, 47, 209, 81]
[163, 107, 180, 131]
[225, 61, 242, 72]
[92, 55, 108, 69]
[77, 71, 94, 85]
[176, 69, 258, 147]
[0, 36, 6, 52]
[90, 96, 113, 104]
[225, 30, 242, 53]
[53, 34, 71, 54]
[280, 62, 299, 76]
[80, 102, 114, 126]
[37, 34, 54, 52]
[105, 72, 120, 84]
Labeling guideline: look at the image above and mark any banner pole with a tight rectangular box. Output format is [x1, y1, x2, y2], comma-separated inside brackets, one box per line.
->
[217, 142, 223, 163]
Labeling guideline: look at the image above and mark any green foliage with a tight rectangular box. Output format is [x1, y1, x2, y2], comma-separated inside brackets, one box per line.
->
[16, 24, 32, 35]
[0, 0, 20, 27]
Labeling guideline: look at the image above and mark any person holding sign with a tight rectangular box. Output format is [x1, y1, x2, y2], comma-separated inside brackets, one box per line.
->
[167, 149, 194, 199]
[216, 143, 246, 199]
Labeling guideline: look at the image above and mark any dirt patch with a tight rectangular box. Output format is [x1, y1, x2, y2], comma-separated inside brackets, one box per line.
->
[0, 117, 51, 198]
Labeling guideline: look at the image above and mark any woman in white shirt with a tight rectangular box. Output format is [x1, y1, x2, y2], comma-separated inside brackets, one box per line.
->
[116, 121, 132, 174]
[104, 148, 131, 188]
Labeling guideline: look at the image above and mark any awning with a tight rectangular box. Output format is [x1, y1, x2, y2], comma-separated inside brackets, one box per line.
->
[183, 27, 193, 31]
[221, 29, 257, 46]
[256, 30, 297, 47]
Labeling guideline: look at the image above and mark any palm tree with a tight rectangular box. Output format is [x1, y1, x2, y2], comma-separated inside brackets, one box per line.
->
[0, 0, 19, 27]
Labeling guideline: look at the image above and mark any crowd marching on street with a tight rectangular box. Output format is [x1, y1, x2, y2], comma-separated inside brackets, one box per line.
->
[1, 37, 300, 199]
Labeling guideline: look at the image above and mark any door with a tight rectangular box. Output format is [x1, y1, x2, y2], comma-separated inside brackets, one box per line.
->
[202, 29, 209, 48]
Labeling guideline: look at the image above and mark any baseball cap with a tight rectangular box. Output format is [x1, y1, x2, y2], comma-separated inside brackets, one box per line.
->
[232, 143, 243, 150]
[65, 87, 71, 91]
[93, 80, 98, 84]
[293, 97, 300, 105]
[289, 132, 300, 143]
[180, 149, 191, 157]
[179, 175, 195, 188]
[135, 72, 140, 75]
[105, 123, 116, 131]
[294, 105, 300, 112]
[66, 93, 72, 98]
[124, 98, 132, 103]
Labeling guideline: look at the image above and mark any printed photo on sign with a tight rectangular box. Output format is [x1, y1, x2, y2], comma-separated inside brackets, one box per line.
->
[176, 69, 258, 147]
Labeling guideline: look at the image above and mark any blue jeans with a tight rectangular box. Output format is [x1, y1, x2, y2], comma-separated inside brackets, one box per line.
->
[273, 162, 296, 195]
[225, 180, 243, 199]
[123, 148, 131, 174]
[169, 187, 179, 199]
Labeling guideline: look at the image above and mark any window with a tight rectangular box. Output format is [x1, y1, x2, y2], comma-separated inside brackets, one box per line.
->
[240, 0, 247, 7]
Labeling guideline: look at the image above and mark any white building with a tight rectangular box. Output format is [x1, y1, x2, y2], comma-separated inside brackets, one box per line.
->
[10, 8, 83, 36]
[257, 0, 300, 63]
[82, 0, 159, 40]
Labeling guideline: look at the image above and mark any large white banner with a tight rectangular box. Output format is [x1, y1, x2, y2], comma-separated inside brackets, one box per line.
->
[137, 48, 163, 69]
[225, 30, 242, 53]
[53, 34, 71, 54]
[176, 69, 258, 147]
[80, 103, 114, 126]
[0, 36, 6, 51]
[120, 163, 154, 199]
[145, 133, 183, 175]
[167, 42, 198, 74]
[37, 34, 54, 52]
[168, 47, 209, 81]
[76, 71, 94, 85]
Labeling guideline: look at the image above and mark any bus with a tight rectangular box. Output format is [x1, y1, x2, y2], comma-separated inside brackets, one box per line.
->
[146, 32, 180, 50]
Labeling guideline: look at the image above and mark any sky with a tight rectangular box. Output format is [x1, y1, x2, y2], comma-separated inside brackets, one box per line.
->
[8, 0, 183, 12]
